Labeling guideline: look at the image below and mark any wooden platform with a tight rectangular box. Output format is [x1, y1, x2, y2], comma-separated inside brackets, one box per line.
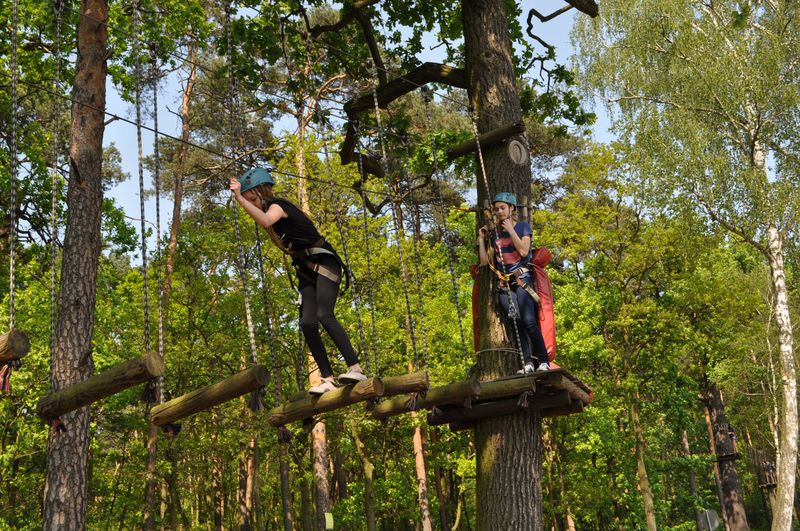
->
[427, 367, 591, 431]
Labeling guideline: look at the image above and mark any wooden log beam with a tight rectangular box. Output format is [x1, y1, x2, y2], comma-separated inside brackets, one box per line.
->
[445, 122, 526, 161]
[371, 377, 481, 420]
[475, 374, 536, 402]
[381, 371, 429, 396]
[0, 329, 30, 363]
[545, 372, 591, 405]
[343, 62, 467, 118]
[564, 0, 599, 18]
[428, 391, 570, 426]
[151, 366, 269, 426]
[268, 377, 385, 426]
[37, 352, 165, 421]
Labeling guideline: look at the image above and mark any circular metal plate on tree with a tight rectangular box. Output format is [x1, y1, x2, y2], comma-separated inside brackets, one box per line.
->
[507, 139, 529, 165]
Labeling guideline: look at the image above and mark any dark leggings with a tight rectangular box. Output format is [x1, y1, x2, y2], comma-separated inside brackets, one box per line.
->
[498, 275, 548, 366]
[298, 254, 358, 378]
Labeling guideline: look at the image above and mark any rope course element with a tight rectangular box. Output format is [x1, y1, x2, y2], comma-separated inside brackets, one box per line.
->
[226, 2, 263, 411]
[9, 0, 19, 331]
[369, 66, 420, 370]
[49, 0, 64, 376]
[353, 126, 381, 376]
[421, 88, 471, 376]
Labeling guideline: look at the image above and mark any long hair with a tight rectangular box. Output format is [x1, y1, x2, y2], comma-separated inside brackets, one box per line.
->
[250, 184, 313, 254]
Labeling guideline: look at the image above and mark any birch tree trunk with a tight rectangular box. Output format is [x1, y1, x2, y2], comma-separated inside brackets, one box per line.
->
[630, 397, 657, 531]
[42, 0, 107, 527]
[765, 227, 797, 531]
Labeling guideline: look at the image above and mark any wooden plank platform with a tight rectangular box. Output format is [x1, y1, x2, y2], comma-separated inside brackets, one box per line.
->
[427, 367, 591, 430]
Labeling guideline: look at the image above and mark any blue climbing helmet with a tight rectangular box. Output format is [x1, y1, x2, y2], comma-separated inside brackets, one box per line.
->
[239, 168, 275, 193]
[492, 192, 518, 206]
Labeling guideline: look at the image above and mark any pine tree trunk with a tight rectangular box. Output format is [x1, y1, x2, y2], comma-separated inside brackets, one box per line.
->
[42, 0, 107, 528]
[212, 411, 225, 530]
[702, 381, 749, 530]
[461, 1, 541, 528]
[351, 421, 377, 531]
[765, 227, 798, 531]
[308, 356, 330, 531]
[630, 397, 657, 531]
[412, 414, 434, 531]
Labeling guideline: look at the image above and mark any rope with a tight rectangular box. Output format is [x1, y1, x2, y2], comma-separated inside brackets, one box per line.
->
[150, 44, 165, 405]
[402, 145, 429, 368]
[353, 129, 380, 375]
[253, 229, 281, 403]
[421, 89, 470, 375]
[369, 67, 420, 370]
[9, 0, 19, 330]
[133, 0, 152, 354]
[469, 109, 525, 367]
[49, 0, 63, 371]
[225, 2, 260, 375]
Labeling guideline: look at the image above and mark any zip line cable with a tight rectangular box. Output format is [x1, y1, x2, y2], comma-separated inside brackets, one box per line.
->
[150, 42, 166, 406]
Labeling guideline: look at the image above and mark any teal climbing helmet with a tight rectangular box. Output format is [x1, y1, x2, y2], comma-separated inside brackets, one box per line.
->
[239, 168, 275, 193]
[492, 192, 518, 206]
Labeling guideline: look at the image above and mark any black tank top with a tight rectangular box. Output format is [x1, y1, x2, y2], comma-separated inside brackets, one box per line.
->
[267, 198, 322, 251]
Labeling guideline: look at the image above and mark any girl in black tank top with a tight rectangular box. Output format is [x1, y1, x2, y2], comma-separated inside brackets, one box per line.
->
[230, 169, 367, 395]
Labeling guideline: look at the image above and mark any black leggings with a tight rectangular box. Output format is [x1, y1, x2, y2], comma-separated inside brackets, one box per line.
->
[298, 254, 358, 378]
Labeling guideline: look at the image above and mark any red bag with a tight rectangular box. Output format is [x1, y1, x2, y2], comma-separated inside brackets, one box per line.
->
[530, 248, 557, 361]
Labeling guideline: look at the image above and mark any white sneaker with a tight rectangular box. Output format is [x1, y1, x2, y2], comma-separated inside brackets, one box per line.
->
[536, 362, 551, 372]
[516, 363, 536, 375]
[308, 380, 338, 396]
[338, 370, 367, 385]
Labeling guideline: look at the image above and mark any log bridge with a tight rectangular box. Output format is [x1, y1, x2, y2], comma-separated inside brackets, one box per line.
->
[37, 352, 164, 421]
[268, 371, 430, 426]
[0, 329, 30, 363]
[429, 368, 592, 431]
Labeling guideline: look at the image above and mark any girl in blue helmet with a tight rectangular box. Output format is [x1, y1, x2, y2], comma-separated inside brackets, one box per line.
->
[230, 168, 367, 395]
[477, 192, 549, 373]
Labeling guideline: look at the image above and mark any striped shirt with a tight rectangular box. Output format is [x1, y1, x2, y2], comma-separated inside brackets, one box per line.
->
[491, 221, 532, 273]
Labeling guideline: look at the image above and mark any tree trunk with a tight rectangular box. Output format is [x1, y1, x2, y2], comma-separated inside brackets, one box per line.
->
[765, 228, 798, 531]
[681, 430, 704, 530]
[429, 429, 452, 531]
[630, 396, 658, 531]
[461, 1, 541, 528]
[412, 413, 434, 531]
[702, 381, 750, 530]
[351, 420, 377, 531]
[212, 411, 225, 531]
[42, 0, 108, 528]
[308, 355, 330, 531]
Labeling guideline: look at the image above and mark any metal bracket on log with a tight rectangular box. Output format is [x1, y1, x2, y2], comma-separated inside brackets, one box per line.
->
[37, 352, 165, 421]
[151, 365, 269, 426]
[445, 122, 527, 161]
